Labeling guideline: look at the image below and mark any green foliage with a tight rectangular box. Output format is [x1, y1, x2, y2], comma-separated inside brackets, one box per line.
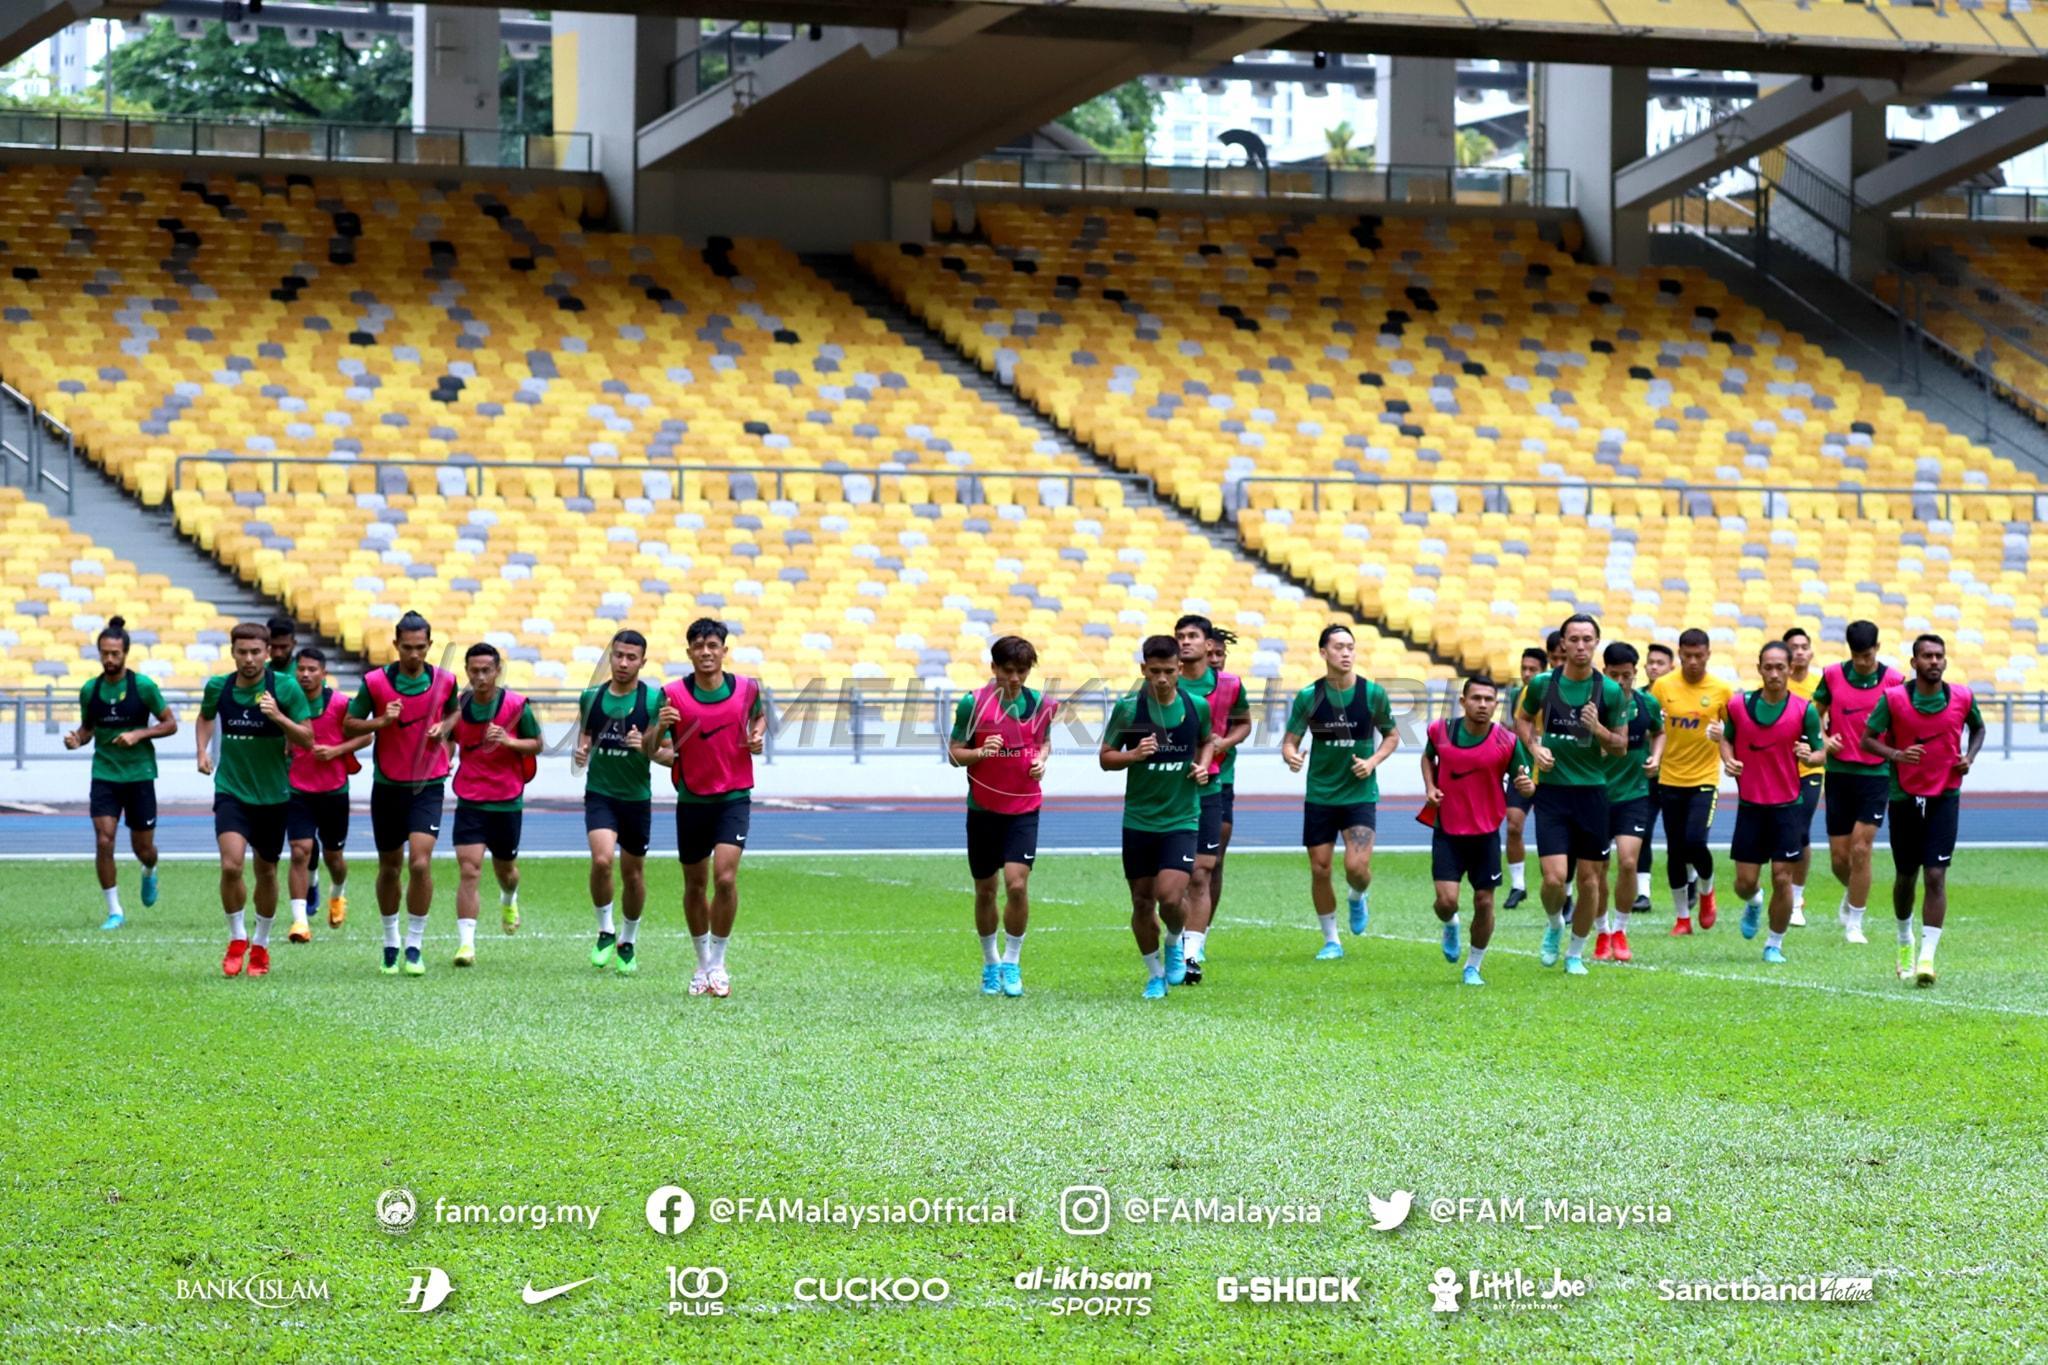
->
[1057, 79, 1161, 158]
[500, 47, 552, 135]
[1457, 127, 1499, 168]
[105, 20, 413, 124]
[1324, 120, 1370, 169]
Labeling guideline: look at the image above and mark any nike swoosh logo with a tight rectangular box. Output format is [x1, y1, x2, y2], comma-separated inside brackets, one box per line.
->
[700, 725, 728, 739]
[397, 717, 421, 729]
[1746, 743, 1771, 752]
[522, 1277, 595, 1305]
[1181, 855, 1194, 863]
[1204, 842, 1220, 851]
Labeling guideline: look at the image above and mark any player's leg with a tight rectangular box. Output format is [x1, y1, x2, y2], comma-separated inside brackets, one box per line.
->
[216, 805, 251, 977]
[245, 807, 284, 976]
[1466, 880, 1497, 986]
[285, 792, 315, 943]
[1564, 801, 1607, 975]
[91, 806, 124, 928]
[1605, 833, 1642, 961]
[1210, 787, 1234, 921]
[1182, 792, 1221, 978]
[615, 841, 648, 977]
[682, 857, 712, 994]
[1824, 773, 1858, 934]
[1635, 799, 1657, 913]
[1760, 852, 1795, 964]
[452, 811, 486, 970]
[493, 811, 522, 937]
[703, 838, 743, 997]
[587, 795, 621, 963]
[1657, 787, 1695, 933]
[1684, 786, 1719, 927]
[320, 795, 349, 926]
[1428, 827, 1464, 966]
[128, 784, 161, 912]
[1886, 797, 1923, 979]
[1127, 869, 1166, 996]
[967, 810, 1004, 993]
[1306, 840, 1343, 960]
[995, 810, 1035, 996]
[1152, 839, 1192, 988]
[370, 785, 406, 971]
[1532, 787, 1572, 965]
[305, 830, 322, 929]
[1841, 776, 1885, 944]
[1789, 775, 1821, 925]
[1503, 802, 1529, 908]
[1912, 794, 1957, 986]
[1340, 810, 1376, 934]
[398, 827, 436, 976]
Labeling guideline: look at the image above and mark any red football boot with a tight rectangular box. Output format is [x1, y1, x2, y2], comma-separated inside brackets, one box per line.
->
[1698, 889, 1718, 931]
[1592, 931, 1614, 961]
[247, 944, 271, 978]
[1669, 917, 1694, 937]
[223, 939, 249, 977]
[1612, 930, 1633, 962]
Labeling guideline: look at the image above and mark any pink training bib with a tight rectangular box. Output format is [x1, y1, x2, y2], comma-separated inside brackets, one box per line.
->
[1732, 691, 1811, 806]
[1880, 682, 1974, 798]
[361, 665, 457, 785]
[289, 689, 359, 794]
[664, 674, 759, 796]
[1427, 718, 1519, 837]
[451, 689, 536, 803]
[966, 683, 1056, 814]
[1821, 661, 1904, 766]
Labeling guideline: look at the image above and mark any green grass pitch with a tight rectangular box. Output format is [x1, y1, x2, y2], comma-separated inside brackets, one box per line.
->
[3, 849, 2045, 1361]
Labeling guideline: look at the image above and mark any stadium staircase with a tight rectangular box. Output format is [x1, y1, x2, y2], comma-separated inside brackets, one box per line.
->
[22, 452, 365, 685]
[804, 250, 1463, 671]
[1656, 165, 2048, 482]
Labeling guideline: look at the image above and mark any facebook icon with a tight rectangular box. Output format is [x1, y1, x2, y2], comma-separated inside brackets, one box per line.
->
[645, 1185, 696, 1235]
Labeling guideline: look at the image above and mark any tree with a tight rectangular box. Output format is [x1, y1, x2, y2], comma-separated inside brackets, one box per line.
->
[1324, 120, 1369, 169]
[1058, 79, 1161, 158]
[1457, 128, 1498, 168]
[501, 47, 552, 136]
[105, 20, 412, 124]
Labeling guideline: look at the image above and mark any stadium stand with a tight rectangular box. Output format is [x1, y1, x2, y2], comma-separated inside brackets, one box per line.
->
[858, 204, 2048, 688]
[0, 486, 238, 690]
[1888, 228, 2048, 428]
[0, 166, 1437, 690]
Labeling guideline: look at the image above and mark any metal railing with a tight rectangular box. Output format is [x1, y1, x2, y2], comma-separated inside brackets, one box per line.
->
[170, 453, 1155, 505]
[0, 111, 593, 174]
[666, 21, 799, 109]
[0, 382, 74, 514]
[1226, 474, 2048, 522]
[939, 154, 1571, 209]
[7, 683, 2048, 770]
[1900, 187, 2048, 222]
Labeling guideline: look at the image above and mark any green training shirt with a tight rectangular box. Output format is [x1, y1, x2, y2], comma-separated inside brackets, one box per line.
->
[581, 680, 660, 803]
[1106, 688, 1211, 833]
[1285, 677, 1397, 806]
[675, 675, 768, 804]
[201, 670, 312, 806]
[456, 692, 544, 812]
[1517, 670, 1629, 788]
[1605, 687, 1665, 803]
[949, 686, 1043, 813]
[79, 671, 167, 784]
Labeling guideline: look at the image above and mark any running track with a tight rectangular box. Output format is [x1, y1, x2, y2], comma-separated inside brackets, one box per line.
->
[5, 792, 2047, 856]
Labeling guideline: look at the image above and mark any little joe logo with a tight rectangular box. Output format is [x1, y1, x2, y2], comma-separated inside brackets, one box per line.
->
[1431, 1267, 1589, 1312]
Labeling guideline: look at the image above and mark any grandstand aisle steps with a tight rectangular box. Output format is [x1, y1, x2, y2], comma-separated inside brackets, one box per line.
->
[805, 251, 1459, 670]
[1653, 233, 2048, 481]
[24, 458, 364, 685]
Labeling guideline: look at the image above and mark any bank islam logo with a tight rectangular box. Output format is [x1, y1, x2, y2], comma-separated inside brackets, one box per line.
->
[402, 1267, 454, 1314]
[1367, 1190, 1414, 1231]
[377, 1187, 419, 1235]
[666, 1266, 729, 1317]
[1431, 1267, 1588, 1313]
[176, 1276, 330, 1309]
[647, 1185, 697, 1236]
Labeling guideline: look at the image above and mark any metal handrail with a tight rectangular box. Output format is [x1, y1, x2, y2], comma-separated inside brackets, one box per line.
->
[0, 381, 75, 514]
[0, 110, 593, 174]
[940, 153, 1571, 209]
[171, 453, 1155, 503]
[664, 21, 797, 110]
[1227, 473, 2048, 519]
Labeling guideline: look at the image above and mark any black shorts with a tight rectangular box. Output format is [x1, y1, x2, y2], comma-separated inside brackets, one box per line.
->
[1198, 791, 1225, 858]
[371, 781, 444, 854]
[1431, 828, 1503, 889]
[1889, 792, 1961, 873]
[1534, 784, 1611, 862]
[287, 787, 350, 849]
[677, 796, 750, 865]
[1505, 783, 1535, 815]
[1122, 825, 1197, 882]
[1607, 795, 1652, 843]
[966, 808, 1040, 881]
[1302, 800, 1377, 849]
[88, 778, 157, 831]
[585, 791, 653, 859]
[1824, 771, 1891, 837]
[1731, 801, 1807, 866]
[1213, 783, 1236, 831]
[1795, 773, 1823, 845]
[453, 802, 522, 861]
[214, 792, 287, 865]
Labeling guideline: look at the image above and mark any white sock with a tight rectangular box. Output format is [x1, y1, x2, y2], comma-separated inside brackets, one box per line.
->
[458, 917, 476, 950]
[1183, 928, 1206, 960]
[1547, 909, 1565, 930]
[290, 897, 308, 924]
[1747, 894, 1764, 913]
[1510, 861, 1526, 891]
[1701, 876, 1715, 896]
[406, 914, 428, 951]
[500, 888, 518, 908]
[980, 932, 1000, 966]
[226, 909, 245, 941]
[1792, 884, 1806, 912]
[330, 870, 346, 893]
[103, 886, 122, 914]
[1141, 949, 1164, 980]
[1846, 902, 1865, 928]
[692, 933, 710, 967]
[1920, 924, 1942, 957]
[1896, 919, 1915, 946]
[250, 914, 271, 947]
[1766, 930, 1784, 950]
[620, 916, 639, 946]
[1001, 931, 1024, 965]
[709, 934, 728, 970]
[1614, 909, 1630, 933]
[1637, 871, 1652, 897]
[1467, 945, 1487, 971]
[595, 902, 615, 934]
[1317, 912, 1339, 945]
[1671, 885, 1691, 919]
[1567, 933, 1588, 959]
[382, 913, 401, 949]
[1164, 928, 1184, 950]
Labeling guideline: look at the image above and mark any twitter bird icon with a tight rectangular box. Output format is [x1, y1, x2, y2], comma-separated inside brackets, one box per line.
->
[1367, 1190, 1414, 1231]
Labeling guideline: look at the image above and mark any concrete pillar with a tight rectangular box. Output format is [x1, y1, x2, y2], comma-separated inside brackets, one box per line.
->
[1785, 103, 1889, 281]
[412, 7, 500, 130]
[1540, 64, 1648, 268]
[1374, 56, 1456, 167]
[551, 13, 685, 231]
